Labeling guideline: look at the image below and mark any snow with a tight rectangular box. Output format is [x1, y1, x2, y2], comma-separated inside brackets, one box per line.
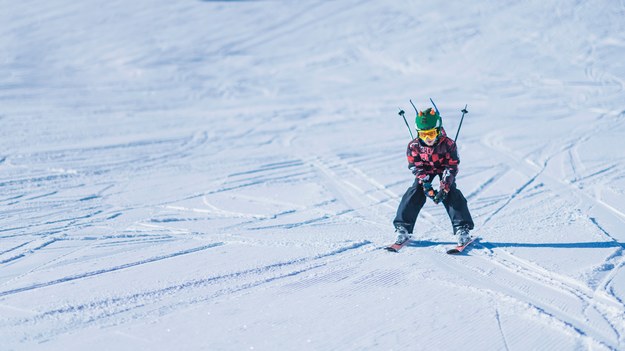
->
[2, 0, 625, 349]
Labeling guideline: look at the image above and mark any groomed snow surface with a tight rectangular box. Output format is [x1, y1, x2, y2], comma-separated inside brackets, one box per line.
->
[2, 1, 625, 350]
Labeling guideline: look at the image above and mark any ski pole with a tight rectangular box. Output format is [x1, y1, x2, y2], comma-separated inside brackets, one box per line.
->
[398, 108, 414, 140]
[454, 104, 469, 143]
[429, 98, 439, 114]
[409, 99, 419, 115]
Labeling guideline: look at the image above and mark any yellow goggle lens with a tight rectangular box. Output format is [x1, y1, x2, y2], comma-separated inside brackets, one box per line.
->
[418, 128, 438, 140]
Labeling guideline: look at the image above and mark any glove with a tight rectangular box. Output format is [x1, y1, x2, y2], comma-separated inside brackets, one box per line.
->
[422, 182, 437, 200]
[433, 190, 448, 204]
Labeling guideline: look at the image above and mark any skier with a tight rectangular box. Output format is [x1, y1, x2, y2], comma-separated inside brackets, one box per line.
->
[393, 106, 474, 247]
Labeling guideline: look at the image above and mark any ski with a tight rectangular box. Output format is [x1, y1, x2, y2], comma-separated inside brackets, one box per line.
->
[384, 238, 411, 252]
[446, 237, 478, 255]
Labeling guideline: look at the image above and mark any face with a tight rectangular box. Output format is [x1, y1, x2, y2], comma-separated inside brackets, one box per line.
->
[418, 128, 438, 146]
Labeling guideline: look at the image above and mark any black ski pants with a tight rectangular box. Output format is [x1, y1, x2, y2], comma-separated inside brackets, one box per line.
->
[393, 178, 474, 234]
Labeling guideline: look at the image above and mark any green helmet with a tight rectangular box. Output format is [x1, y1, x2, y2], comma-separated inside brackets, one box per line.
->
[415, 107, 441, 130]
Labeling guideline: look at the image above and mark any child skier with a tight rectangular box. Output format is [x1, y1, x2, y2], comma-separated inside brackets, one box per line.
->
[393, 106, 474, 246]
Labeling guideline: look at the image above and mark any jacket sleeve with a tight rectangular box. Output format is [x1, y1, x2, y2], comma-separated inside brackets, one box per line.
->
[440, 141, 459, 191]
[406, 141, 431, 183]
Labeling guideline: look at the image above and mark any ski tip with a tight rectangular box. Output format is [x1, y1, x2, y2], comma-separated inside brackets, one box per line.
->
[446, 237, 478, 255]
[384, 239, 410, 253]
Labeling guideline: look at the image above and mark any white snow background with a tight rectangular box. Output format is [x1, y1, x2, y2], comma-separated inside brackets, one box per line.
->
[2, 0, 625, 350]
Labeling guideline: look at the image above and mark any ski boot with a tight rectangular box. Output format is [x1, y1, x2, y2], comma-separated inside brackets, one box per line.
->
[455, 226, 471, 246]
[394, 226, 411, 245]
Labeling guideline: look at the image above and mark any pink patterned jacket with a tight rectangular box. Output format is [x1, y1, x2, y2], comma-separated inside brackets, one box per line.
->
[406, 127, 459, 192]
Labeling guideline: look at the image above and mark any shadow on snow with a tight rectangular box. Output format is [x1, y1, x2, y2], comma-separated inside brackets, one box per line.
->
[406, 240, 625, 249]
[483, 241, 625, 249]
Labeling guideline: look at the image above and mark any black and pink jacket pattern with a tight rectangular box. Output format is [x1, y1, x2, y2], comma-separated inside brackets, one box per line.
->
[406, 127, 459, 192]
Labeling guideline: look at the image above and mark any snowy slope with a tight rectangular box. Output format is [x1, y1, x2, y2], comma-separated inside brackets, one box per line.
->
[2, 0, 625, 350]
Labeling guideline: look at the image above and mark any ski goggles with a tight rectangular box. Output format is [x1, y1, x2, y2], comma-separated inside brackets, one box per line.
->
[418, 128, 439, 140]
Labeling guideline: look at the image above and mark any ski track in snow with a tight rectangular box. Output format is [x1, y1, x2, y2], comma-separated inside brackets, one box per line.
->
[2, 0, 625, 349]
[3, 241, 373, 343]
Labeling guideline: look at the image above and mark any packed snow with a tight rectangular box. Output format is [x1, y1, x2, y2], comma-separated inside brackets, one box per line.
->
[2, 0, 625, 350]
